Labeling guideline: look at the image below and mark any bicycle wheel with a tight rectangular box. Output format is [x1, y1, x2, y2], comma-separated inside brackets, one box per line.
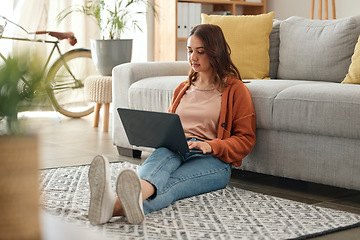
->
[46, 48, 98, 118]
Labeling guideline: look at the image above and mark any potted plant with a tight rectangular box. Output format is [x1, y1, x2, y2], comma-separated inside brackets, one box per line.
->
[57, 0, 156, 76]
[0, 55, 45, 134]
[0, 53, 44, 239]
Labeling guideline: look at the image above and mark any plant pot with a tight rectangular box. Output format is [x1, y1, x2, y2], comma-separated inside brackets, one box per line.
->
[90, 39, 133, 76]
[0, 135, 41, 240]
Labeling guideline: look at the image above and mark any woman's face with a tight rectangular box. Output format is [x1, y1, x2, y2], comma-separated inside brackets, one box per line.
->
[187, 35, 212, 74]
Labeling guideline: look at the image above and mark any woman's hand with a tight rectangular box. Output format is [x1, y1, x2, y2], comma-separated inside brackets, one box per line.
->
[188, 141, 212, 154]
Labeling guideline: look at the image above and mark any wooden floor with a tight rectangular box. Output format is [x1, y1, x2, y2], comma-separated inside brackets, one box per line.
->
[20, 111, 360, 240]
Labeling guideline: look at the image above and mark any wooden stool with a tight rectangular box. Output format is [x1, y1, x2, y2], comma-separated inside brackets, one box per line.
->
[84, 75, 112, 132]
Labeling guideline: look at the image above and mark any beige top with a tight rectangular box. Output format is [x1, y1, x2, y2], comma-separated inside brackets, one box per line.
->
[175, 84, 222, 141]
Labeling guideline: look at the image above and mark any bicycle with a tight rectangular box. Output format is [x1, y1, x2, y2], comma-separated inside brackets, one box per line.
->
[0, 15, 97, 118]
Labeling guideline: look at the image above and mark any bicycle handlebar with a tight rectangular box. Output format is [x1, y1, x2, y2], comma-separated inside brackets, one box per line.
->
[0, 15, 29, 34]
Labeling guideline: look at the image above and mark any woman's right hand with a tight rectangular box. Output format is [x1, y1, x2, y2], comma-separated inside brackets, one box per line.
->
[188, 141, 212, 154]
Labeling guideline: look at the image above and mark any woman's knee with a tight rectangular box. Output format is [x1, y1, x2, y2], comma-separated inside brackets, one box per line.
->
[139, 148, 181, 172]
[151, 147, 178, 158]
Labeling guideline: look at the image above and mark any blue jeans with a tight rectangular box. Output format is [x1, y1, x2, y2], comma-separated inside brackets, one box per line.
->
[137, 140, 232, 214]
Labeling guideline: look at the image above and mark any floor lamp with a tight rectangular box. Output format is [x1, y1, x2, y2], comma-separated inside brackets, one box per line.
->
[310, 0, 336, 19]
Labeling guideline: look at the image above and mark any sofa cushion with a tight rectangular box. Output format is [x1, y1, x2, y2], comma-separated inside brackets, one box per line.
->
[201, 12, 274, 79]
[342, 35, 360, 84]
[244, 79, 318, 129]
[129, 76, 186, 112]
[278, 16, 360, 83]
[273, 83, 360, 139]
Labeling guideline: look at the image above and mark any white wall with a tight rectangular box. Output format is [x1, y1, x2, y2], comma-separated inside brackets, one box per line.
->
[105, 0, 149, 62]
[267, 0, 360, 20]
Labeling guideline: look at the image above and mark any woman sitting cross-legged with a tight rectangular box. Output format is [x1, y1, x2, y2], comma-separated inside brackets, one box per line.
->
[87, 24, 256, 225]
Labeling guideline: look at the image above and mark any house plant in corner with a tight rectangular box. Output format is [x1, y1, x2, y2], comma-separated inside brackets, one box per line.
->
[57, 0, 156, 76]
[0, 53, 44, 239]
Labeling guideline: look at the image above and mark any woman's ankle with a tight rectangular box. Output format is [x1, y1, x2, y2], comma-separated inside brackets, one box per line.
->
[112, 197, 125, 216]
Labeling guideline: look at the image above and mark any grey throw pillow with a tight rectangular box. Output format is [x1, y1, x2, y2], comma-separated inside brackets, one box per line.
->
[277, 16, 360, 82]
[269, 20, 281, 79]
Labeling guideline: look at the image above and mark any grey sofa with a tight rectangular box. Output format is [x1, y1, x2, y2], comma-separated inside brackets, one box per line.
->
[112, 16, 360, 191]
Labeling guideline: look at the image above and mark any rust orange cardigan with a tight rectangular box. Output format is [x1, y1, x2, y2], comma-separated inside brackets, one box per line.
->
[168, 76, 256, 167]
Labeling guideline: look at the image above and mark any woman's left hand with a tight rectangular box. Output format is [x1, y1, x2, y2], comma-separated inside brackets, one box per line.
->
[188, 141, 212, 154]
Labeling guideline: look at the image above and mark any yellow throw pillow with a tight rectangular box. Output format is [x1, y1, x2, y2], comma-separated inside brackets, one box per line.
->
[342, 35, 360, 84]
[201, 12, 275, 79]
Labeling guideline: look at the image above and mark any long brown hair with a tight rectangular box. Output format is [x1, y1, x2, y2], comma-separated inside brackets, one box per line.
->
[187, 24, 241, 89]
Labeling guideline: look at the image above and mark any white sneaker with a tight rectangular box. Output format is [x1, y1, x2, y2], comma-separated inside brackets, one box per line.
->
[116, 168, 144, 224]
[88, 155, 116, 225]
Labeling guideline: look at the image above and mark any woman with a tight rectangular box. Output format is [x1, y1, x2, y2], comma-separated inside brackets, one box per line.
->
[88, 24, 256, 225]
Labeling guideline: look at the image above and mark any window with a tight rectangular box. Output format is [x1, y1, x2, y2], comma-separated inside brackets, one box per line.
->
[0, 0, 14, 59]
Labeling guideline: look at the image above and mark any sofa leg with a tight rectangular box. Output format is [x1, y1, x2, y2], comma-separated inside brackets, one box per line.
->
[116, 146, 142, 159]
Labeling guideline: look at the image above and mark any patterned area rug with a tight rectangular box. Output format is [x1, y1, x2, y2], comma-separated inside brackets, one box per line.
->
[39, 162, 360, 240]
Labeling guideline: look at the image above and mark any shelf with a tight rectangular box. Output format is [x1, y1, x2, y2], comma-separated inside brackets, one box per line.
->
[154, 0, 267, 61]
[179, 0, 264, 6]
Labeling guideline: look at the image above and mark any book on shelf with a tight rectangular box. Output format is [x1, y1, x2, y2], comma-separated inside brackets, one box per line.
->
[211, 11, 231, 15]
[177, 2, 201, 38]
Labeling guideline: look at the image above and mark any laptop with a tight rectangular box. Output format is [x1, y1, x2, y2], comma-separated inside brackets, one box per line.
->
[117, 108, 202, 155]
